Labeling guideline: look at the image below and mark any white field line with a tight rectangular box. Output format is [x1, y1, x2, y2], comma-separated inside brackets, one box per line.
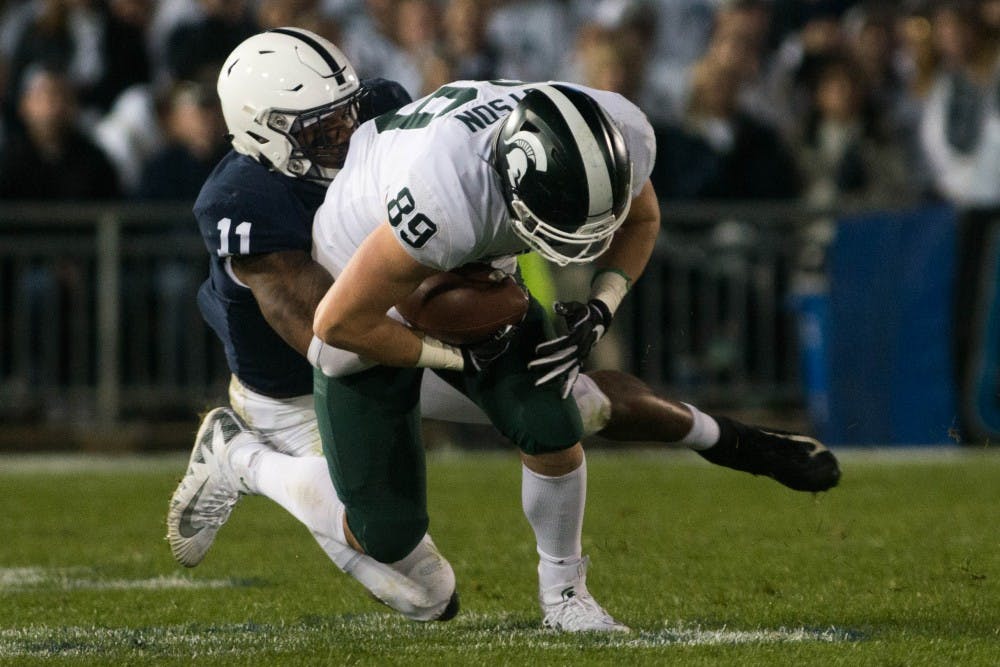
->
[0, 566, 236, 592]
[0, 617, 859, 658]
[1, 446, 997, 475]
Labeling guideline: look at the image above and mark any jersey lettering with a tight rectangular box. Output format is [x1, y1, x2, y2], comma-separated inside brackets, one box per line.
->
[387, 187, 438, 248]
[455, 98, 515, 132]
[216, 217, 252, 256]
[375, 85, 478, 133]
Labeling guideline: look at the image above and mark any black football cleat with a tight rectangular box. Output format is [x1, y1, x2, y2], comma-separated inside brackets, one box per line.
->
[698, 417, 841, 492]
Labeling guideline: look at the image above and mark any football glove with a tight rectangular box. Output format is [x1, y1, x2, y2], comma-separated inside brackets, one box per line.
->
[528, 299, 612, 398]
[461, 324, 518, 373]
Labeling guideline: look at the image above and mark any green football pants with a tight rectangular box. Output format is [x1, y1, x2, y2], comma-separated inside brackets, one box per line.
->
[313, 298, 583, 562]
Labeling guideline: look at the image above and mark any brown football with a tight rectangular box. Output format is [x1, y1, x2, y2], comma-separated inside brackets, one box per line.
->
[396, 263, 529, 345]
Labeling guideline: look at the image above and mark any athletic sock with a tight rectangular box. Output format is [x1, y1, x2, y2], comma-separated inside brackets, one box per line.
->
[246, 451, 353, 567]
[678, 402, 721, 450]
[522, 457, 586, 589]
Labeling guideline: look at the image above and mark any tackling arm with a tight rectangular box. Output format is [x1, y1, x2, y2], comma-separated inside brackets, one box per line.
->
[313, 222, 440, 367]
[230, 250, 332, 356]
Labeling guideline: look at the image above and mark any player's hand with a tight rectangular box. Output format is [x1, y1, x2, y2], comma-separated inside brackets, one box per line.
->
[528, 300, 612, 398]
[461, 324, 518, 372]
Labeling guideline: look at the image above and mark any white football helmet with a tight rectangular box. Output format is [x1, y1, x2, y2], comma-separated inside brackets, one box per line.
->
[218, 27, 361, 183]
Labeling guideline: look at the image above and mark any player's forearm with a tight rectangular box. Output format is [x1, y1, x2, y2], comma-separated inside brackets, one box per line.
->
[313, 282, 426, 367]
[232, 252, 333, 356]
[595, 180, 660, 286]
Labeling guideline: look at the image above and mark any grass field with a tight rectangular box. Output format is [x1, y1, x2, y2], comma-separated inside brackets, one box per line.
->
[1, 446, 998, 665]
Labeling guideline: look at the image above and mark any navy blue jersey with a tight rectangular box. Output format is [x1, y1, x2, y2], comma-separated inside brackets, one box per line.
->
[195, 78, 411, 397]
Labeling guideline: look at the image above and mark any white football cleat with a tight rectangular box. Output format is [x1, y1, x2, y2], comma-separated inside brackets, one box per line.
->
[539, 556, 629, 633]
[166, 407, 260, 567]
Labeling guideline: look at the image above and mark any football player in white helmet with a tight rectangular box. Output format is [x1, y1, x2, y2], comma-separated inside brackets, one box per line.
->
[168, 29, 840, 632]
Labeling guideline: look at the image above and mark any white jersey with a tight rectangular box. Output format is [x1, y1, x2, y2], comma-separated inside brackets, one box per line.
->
[312, 80, 656, 277]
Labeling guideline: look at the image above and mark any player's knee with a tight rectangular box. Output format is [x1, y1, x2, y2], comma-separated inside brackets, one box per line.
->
[572, 372, 612, 436]
[353, 513, 429, 564]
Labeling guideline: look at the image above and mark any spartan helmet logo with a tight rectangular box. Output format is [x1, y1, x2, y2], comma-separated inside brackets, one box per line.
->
[503, 130, 548, 189]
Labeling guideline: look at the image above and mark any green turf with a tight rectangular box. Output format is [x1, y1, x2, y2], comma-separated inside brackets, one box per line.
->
[1, 448, 998, 665]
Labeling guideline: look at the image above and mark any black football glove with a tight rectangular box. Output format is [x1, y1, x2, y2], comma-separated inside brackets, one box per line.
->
[528, 299, 612, 398]
[461, 324, 518, 373]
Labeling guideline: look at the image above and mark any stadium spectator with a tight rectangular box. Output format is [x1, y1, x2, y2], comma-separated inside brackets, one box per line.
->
[0, 62, 119, 199]
[642, 0, 720, 68]
[341, 0, 421, 96]
[793, 55, 911, 208]
[2, 0, 105, 126]
[440, 0, 497, 82]
[917, 1, 1000, 443]
[394, 0, 449, 95]
[762, 0, 849, 138]
[1, 62, 119, 394]
[919, 0, 1000, 207]
[486, 0, 577, 83]
[843, 5, 928, 191]
[163, 0, 257, 82]
[91, 80, 164, 194]
[650, 54, 800, 200]
[254, 0, 340, 41]
[135, 79, 226, 200]
[132, 79, 225, 385]
[85, 0, 153, 112]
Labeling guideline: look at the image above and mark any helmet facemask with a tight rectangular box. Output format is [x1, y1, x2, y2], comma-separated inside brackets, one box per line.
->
[507, 165, 633, 266]
[266, 91, 360, 183]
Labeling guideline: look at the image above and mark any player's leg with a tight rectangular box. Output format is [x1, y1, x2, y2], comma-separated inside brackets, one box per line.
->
[314, 364, 457, 621]
[437, 299, 627, 632]
[586, 370, 841, 491]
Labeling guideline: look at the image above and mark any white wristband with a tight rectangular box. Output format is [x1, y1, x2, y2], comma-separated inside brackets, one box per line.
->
[589, 269, 630, 316]
[416, 337, 465, 371]
[307, 335, 374, 377]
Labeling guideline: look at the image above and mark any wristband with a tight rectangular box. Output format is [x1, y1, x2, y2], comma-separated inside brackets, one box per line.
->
[589, 269, 631, 316]
[416, 337, 465, 371]
[307, 335, 374, 377]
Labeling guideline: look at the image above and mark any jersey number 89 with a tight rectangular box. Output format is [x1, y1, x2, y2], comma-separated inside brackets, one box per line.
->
[387, 187, 438, 248]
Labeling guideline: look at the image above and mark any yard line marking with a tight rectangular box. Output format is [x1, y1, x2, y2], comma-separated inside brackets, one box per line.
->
[0, 618, 860, 658]
[0, 567, 239, 592]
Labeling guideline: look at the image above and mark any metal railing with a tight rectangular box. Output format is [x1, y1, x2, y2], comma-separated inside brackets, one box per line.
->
[0, 200, 867, 427]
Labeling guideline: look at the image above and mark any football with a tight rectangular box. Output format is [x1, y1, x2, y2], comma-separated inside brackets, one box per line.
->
[396, 263, 529, 345]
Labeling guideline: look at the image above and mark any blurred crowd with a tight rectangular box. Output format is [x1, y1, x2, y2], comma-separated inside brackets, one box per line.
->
[0, 0, 998, 210]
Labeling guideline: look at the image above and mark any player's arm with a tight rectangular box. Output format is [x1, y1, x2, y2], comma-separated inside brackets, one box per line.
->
[313, 222, 445, 368]
[594, 178, 660, 288]
[530, 180, 660, 397]
[230, 250, 331, 356]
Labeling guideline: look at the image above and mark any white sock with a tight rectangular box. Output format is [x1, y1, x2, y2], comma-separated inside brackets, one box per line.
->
[245, 451, 353, 568]
[678, 402, 721, 450]
[522, 457, 586, 576]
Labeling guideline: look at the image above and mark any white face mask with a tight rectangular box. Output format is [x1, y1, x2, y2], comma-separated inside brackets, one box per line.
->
[508, 165, 633, 266]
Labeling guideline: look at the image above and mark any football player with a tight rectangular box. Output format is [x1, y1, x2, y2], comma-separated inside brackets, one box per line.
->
[167, 28, 839, 631]
[309, 79, 838, 631]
